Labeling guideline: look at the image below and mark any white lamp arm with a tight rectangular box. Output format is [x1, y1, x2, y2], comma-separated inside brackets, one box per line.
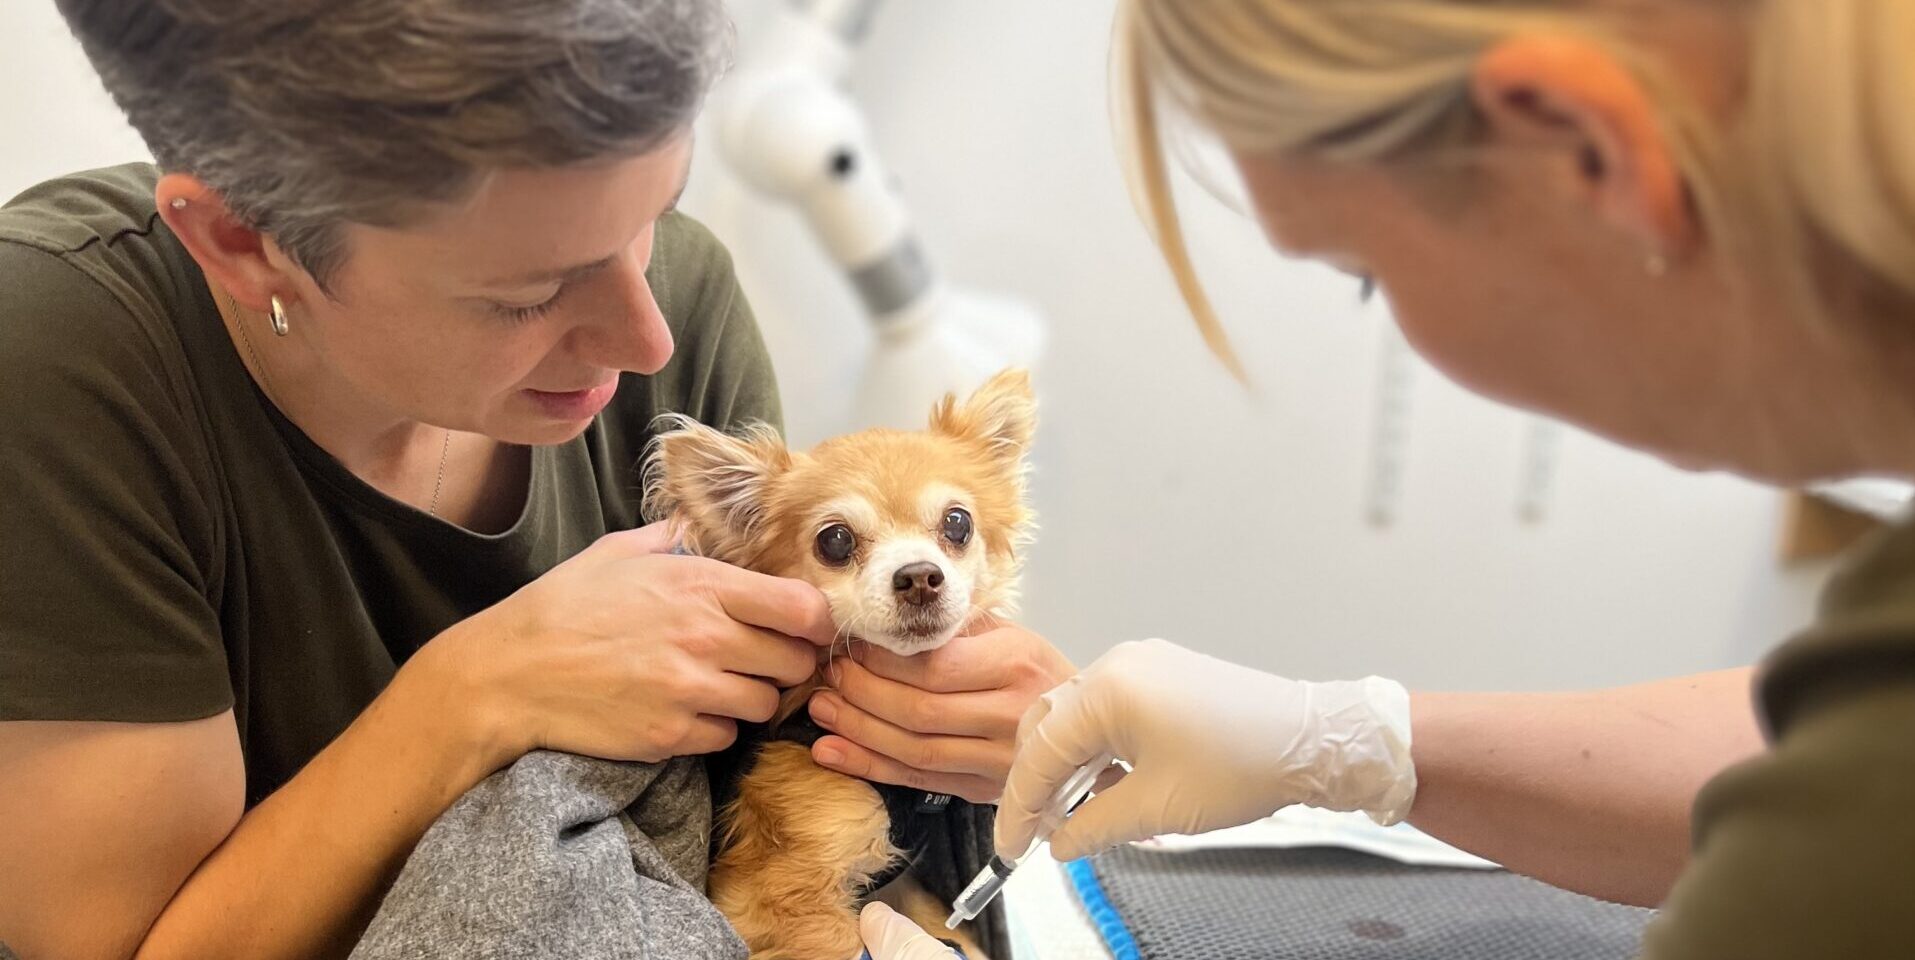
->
[712, 0, 938, 323]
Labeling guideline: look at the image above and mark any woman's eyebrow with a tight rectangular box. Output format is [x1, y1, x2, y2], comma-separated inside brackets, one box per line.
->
[491, 254, 618, 289]
[486, 166, 691, 289]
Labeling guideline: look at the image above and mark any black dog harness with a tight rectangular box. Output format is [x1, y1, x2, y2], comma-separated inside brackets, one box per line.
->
[771, 709, 955, 894]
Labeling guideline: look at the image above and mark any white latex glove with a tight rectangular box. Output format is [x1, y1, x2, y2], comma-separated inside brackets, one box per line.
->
[857, 903, 960, 960]
[996, 638, 1415, 862]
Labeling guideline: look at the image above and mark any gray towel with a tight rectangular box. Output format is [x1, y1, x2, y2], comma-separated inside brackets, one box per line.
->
[351, 750, 747, 960]
[0, 751, 1007, 959]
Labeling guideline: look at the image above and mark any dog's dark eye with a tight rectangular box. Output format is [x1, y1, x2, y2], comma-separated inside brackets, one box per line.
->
[941, 507, 973, 547]
[815, 524, 857, 565]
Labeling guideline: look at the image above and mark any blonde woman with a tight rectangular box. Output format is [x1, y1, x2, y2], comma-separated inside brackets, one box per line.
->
[865, 0, 1915, 957]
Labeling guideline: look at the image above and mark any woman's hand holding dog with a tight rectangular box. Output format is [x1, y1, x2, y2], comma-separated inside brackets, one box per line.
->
[427, 522, 837, 769]
[805, 618, 1074, 803]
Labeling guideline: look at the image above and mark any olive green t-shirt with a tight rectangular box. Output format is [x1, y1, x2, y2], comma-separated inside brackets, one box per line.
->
[0, 163, 783, 804]
[1642, 516, 1915, 958]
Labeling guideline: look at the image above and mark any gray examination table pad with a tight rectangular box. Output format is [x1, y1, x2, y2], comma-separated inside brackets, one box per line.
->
[1081, 844, 1656, 959]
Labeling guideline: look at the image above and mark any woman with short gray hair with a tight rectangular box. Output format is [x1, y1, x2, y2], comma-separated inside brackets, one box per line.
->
[0, 2, 1072, 957]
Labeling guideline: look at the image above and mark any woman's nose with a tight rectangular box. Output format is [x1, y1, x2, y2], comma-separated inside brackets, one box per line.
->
[581, 255, 675, 375]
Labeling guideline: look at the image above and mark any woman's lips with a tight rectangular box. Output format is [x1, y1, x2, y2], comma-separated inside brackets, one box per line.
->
[525, 379, 618, 421]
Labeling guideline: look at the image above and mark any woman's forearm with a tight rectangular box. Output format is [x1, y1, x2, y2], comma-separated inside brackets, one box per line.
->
[1406, 667, 1764, 907]
[134, 637, 514, 960]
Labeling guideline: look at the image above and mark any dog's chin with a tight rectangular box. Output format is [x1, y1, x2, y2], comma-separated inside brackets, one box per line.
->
[863, 612, 967, 656]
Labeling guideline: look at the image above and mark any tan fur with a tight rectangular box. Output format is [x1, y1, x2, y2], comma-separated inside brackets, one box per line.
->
[770, 673, 826, 737]
[708, 743, 900, 960]
[648, 369, 1036, 959]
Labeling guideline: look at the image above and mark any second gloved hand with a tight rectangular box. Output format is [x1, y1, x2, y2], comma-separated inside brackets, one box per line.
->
[996, 639, 1416, 862]
[857, 903, 959, 960]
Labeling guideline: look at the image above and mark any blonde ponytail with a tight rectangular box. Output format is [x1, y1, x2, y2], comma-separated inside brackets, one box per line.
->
[1113, 3, 1249, 383]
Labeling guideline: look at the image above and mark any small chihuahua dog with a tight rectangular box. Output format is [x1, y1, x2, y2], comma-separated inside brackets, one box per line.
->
[645, 368, 1035, 960]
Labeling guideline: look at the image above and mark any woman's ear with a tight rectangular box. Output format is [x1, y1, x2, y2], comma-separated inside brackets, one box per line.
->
[1470, 33, 1697, 259]
[155, 172, 305, 310]
[643, 417, 791, 560]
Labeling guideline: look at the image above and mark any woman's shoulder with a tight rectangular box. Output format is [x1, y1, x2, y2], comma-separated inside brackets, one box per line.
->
[595, 210, 783, 506]
[0, 167, 232, 725]
[631, 209, 781, 429]
[651, 208, 731, 274]
[1668, 514, 1915, 960]
[0, 163, 214, 473]
[1760, 516, 1915, 735]
[648, 209, 748, 341]
[1, 163, 166, 257]
[1, 162, 202, 356]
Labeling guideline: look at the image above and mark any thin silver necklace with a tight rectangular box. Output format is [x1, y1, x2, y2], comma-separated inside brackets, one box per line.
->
[224, 292, 453, 517]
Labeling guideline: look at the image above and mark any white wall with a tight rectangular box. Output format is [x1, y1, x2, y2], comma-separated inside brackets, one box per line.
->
[2, 0, 1833, 695]
[0, 6, 152, 196]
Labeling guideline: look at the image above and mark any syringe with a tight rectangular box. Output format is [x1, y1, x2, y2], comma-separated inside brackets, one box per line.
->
[945, 754, 1116, 929]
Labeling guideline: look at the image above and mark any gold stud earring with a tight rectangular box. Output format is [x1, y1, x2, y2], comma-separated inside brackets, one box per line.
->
[269, 295, 292, 337]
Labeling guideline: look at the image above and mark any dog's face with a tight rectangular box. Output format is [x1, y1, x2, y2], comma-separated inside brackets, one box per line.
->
[647, 369, 1035, 655]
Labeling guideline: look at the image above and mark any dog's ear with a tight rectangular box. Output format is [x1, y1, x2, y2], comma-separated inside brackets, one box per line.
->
[644, 416, 791, 560]
[931, 367, 1036, 465]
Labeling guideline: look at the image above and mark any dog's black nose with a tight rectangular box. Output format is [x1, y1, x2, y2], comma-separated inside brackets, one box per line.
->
[892, 561, 945, 606]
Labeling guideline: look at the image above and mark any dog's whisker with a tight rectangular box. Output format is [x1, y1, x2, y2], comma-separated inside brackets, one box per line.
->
[834, 623, 852, 668]
[827, 616, 862, 688]
[829, 609, 880, 687]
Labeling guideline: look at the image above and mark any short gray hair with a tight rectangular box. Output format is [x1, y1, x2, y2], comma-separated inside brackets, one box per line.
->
[56, 0, 732, 289]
